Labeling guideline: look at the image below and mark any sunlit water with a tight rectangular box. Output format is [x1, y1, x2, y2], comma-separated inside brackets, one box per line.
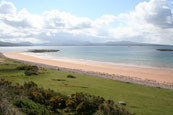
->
[0, 46, 173, 68]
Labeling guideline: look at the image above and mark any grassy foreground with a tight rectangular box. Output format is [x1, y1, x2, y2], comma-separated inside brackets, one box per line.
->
[0, 56, 173, 115]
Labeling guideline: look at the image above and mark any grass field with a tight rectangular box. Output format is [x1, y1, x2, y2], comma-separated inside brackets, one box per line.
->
[0, 56, 173, 115]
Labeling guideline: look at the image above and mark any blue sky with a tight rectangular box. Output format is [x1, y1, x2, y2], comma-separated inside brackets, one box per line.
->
[6, 0, 150, 19]
[0, 0, 173, 44]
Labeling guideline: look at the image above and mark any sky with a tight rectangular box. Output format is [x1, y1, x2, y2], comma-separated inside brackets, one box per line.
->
[0, 0, 173, 44]
[5, 0, 150, 19]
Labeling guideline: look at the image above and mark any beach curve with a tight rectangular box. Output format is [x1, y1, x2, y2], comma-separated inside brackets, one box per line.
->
[2, 52, 173, 88]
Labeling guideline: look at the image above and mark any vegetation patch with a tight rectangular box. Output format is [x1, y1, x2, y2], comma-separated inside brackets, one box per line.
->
[14, 99, 50, 115]
[61, 82, 88, 89]
[51, 78, 66, 81]
[19, 66, 39, 76]
[67, 75, 76, 79]
[80, 86, 88, 88]
[0, 58, 8, 65]
[0, 58, 5, 63]
[1, 56, 173, 115]
[0, 79, 134, 115]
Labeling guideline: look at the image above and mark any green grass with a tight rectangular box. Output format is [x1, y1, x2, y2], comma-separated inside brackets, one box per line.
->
[0, 57, 173, 115]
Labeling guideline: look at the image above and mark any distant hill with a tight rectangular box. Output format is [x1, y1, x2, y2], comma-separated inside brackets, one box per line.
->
[0, 41, 19, 46]
[0, 41, 32, 46]
[0, 41, 169, 46]
[45, 41, 168, 46]
[97, 41, 165, 46]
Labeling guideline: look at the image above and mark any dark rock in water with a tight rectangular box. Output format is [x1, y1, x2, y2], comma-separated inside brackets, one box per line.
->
[157, 49, 173, 51]
[28, 49, 59, 53]
[118, 101, 126, 106]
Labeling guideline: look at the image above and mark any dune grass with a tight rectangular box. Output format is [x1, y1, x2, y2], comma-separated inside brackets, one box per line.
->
[0, 56, 173, 115]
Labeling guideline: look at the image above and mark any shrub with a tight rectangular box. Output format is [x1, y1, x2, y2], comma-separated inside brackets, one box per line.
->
[30, 88, 59, 105]
[0, 79, 12, 87]
[49, 96, 66, 111]
[95, 104, 134, 115]
[67, 75, 76, 78]
[0, 79, 134, 115]
[0, 82, 24, 115]
[31, 92, 45, 104]
[40, 89, 56, 101]
[16, 65, 29, 70]
[14, 99, 50, 115]
[29, 87, 66, 107]
[0, 88, 11, 115]
[24, 81, 38, 89]
[24, 66, 39, 76]
[66, 92, 105, 114]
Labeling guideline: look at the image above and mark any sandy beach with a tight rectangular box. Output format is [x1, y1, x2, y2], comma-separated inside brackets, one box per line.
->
[2, 52, 173, 86]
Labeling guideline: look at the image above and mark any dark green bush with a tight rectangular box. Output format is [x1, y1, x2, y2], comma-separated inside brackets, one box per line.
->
[16, 65, 39, 76]
[67, 75, 76, 78]
[14, 99, 50, 115]
[24, 81, 38, 89]
[16, 65, 29, 70]
[95, 103, 133, 115]
[0, 79, 12, 86]
[24, 66, 39, 76]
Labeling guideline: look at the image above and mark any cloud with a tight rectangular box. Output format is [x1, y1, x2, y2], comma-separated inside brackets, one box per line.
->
[0, 0, 115, 43]
[43, 10, 93, 30]
[0, 0, 16, 15]
[133, 0, 173, 28]
[0, 0, 173, 44]
[0, 7, 43, 29]
[110, 0, 173, 44]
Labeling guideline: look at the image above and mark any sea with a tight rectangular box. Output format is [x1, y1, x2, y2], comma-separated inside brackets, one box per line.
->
[0, 45, 173, 68]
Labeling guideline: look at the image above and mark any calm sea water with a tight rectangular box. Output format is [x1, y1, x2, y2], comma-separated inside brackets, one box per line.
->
[0, 46, 173, 68]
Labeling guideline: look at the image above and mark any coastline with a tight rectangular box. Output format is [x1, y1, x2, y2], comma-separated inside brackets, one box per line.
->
[2, 52, 173, 89]
[22, 52, 173, 70]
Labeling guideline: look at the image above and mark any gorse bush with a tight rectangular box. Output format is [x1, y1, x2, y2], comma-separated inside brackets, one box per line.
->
[14, 99, 50, 115]
[31, 92, 45, 104]
[65, 92, 133, 115]
[0, 79, 135, 115]
[49, 96, 66, 111]
[66, 92, 104, 114]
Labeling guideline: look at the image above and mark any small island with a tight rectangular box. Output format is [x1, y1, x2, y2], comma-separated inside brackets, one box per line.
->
[157, 49, 173, 51]
[28, 49, 60, 53]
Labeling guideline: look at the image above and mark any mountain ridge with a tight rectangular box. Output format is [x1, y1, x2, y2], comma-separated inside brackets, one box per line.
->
[0, 41, 171, 46]
[0, 41, 32, 46]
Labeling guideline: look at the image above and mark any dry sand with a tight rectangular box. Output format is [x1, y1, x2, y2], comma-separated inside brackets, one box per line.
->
[2, 52, 173, 85]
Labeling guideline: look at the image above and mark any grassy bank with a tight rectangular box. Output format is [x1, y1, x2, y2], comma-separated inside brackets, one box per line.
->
[0, 56, 173, 115]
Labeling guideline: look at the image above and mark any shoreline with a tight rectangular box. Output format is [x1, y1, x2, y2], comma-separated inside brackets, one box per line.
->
[22, 52, 173, 70]
[2, 52, 173, 89]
